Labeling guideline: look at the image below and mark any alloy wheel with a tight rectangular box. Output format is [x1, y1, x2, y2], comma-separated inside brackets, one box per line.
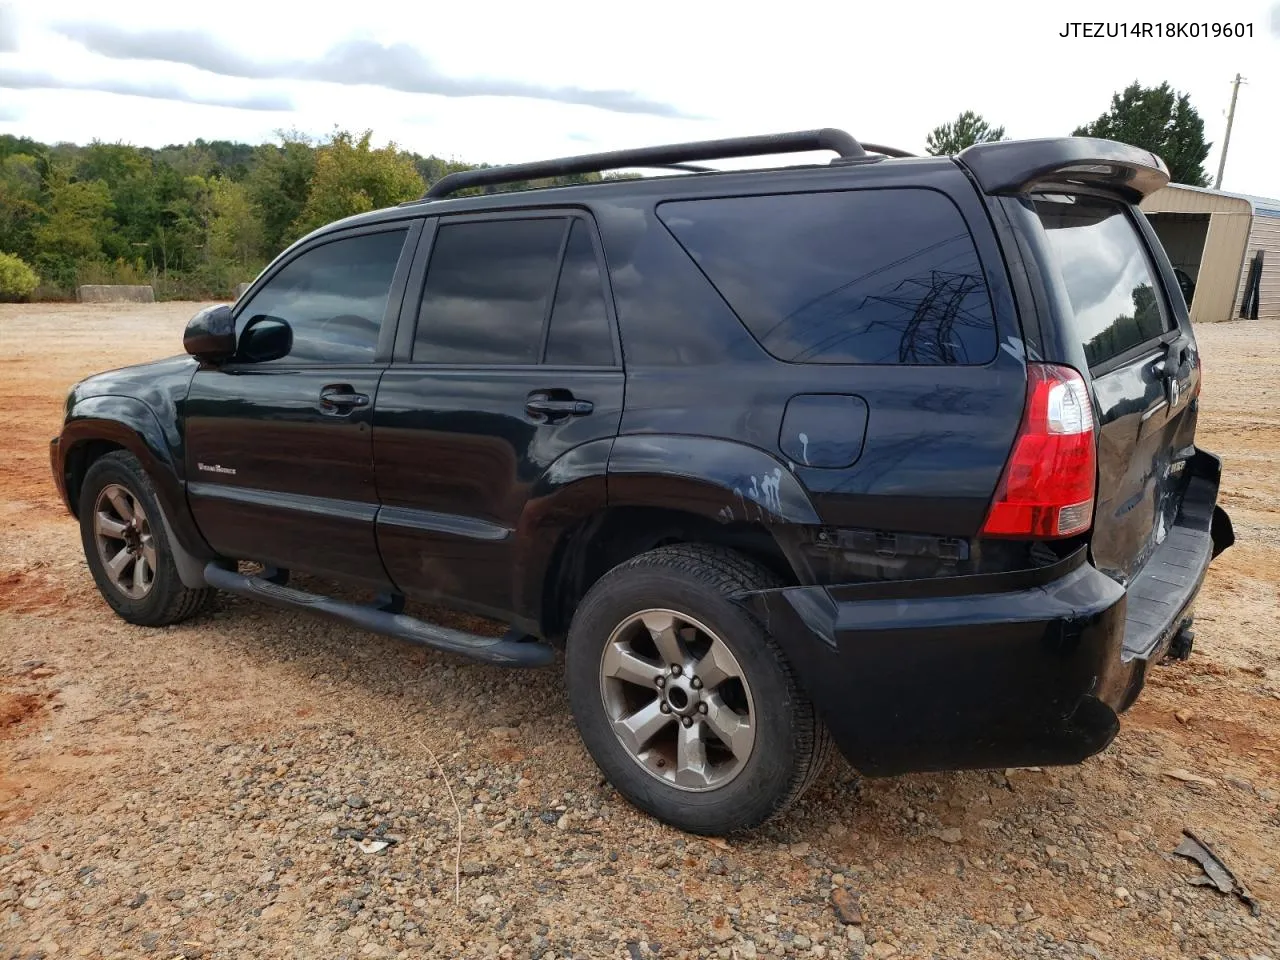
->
[92, 483, 156, 600]
[599, 609, 756, 791]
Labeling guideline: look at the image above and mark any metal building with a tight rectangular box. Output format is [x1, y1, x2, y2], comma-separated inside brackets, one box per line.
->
[1140, 184, 1280, 322]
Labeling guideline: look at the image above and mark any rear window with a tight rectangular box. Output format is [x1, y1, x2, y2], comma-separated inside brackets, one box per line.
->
[657, 189, 997, 365]
[1032, 195, 1170, 369]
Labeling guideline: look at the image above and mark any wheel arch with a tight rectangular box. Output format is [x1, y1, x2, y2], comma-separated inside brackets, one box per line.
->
[60, 396, 215, 566]
[536, 505, 801, 644]
[524, 435, 823, 642]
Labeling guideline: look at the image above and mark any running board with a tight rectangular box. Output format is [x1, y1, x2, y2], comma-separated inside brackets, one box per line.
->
[202, 563, 555, 668]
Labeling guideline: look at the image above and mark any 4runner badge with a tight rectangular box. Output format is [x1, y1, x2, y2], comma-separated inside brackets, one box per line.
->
[197, 462, 237, 476]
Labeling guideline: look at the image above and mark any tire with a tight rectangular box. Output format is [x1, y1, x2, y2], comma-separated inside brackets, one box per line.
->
[565, 544, 832, 835]
[78, 451, 214, 627]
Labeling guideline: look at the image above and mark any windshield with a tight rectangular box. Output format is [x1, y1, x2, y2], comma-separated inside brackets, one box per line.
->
[1031, 194, 1170, 369]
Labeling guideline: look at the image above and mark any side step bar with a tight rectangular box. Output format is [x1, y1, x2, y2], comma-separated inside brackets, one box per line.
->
[203, 563, 555, 668]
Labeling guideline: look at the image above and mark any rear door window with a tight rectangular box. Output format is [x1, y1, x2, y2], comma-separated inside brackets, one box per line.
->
[1031, 195, 1171, 369]
[413, 215, 615, 366]
[657, 189, 998, 365]
[414, 218, 567, 364]
[544, 220, 614, 366]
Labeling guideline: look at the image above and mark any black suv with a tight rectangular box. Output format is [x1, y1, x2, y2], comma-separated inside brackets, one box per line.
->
[51, 129, 1233, 835]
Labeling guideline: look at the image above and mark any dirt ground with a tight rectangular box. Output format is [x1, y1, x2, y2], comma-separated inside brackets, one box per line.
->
[0, 302, 1277, 960]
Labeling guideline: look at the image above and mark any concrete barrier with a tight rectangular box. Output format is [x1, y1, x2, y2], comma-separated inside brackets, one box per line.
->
[234, 282, 252, 299]
[77, 285, 155, 304]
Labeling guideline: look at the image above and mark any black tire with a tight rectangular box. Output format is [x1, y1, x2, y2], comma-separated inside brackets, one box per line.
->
[78, 451, 214, 627]
[565, 544, 832, 835]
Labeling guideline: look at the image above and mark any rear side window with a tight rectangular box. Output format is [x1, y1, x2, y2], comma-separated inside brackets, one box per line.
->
[545, 220, 613, 366]
[1032, 195, 1170, 369]
[414, 216, 614, 365]
[415, 218, 567, 364]
[657, 189, 997, 365]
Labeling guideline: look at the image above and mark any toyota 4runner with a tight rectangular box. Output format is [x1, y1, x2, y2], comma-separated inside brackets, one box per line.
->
[50, 129, 1234, 835]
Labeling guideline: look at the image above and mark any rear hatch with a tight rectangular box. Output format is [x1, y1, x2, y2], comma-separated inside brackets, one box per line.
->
[1024, 193, 1201, 584]
[957, 138, 1228, 660]
[998, 190, 1218, 660]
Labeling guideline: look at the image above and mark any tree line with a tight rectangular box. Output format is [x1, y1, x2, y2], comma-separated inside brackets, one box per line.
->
[0, 80, 1214, 301]
[0, 129, 630, 301]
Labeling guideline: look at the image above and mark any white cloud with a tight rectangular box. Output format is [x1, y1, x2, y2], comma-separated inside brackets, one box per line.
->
[0, 0, 1275, 197]
[0, 65, 293, 111]
[52, 21, 693, 117]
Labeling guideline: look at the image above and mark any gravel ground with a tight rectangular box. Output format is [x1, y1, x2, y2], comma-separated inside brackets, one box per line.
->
[1, 303, 1278, 960]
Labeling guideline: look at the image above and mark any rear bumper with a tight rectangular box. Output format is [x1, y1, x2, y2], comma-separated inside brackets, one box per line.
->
[745, 449, 1232, 777]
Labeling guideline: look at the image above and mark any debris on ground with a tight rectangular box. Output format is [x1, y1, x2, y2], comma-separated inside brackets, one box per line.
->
[831, 887, 863, 925]
[1164, 768, 1218, 787]
[1173, 828, 1261, 917]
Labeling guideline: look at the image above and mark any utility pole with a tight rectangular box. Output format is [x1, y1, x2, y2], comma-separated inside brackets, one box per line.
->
[1214, 73, 1245, 190]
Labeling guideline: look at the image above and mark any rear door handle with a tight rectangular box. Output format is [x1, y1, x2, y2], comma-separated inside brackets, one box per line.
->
[320, 385, 370, 415]
[526, 393, 593, 419]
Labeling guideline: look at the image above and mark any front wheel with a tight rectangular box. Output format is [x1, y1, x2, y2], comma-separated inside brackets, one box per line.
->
[78, 451, 213, 627]
[565, 544, 831, 835]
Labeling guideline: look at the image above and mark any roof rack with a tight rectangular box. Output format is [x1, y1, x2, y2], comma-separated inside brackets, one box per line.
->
[422, 128, 877, 200]
[862, 143, 916, 159]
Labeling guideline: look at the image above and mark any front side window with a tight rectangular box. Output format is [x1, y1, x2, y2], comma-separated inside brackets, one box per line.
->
[237, 229, 407, 364]
[1031, 195, 1171, 368]
[658, 189, 998, 365]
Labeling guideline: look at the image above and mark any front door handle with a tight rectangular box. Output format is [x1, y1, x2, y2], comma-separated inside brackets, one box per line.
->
[320, 385, 370, 415]
[526, 392, 593, 420]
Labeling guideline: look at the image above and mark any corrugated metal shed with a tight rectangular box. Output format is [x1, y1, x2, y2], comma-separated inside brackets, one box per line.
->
[1141, 184, 1280, 322]
[1238, 210, 1280, 321]
[1143, 187, 1250, 216]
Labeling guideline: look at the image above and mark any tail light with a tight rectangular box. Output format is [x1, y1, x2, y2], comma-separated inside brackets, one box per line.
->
[982, 363, 1096, 539]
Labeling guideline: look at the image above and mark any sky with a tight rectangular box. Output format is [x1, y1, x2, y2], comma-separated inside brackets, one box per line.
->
[1, 0, 1279, 198]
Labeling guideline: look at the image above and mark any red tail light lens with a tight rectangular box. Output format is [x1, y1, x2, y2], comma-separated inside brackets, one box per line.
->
[982, 363, 1096, 539]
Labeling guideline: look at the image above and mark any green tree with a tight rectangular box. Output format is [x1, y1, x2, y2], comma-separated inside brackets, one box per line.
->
[291, 130, 424, 238]
[925, 111, 1007, 155]
[32, 173, 113, 286]
[0, 130, 643, 299]
[0, 152, 44, 260]
[162, 175, 215, 272]
[0, 251, 39, 300]
[1073, 81, 1211, 186]
[413, 153, 484, 189]
[209, 177, 264, 269]
[246, 132, 316, 255]
[77, 141, 150, 190]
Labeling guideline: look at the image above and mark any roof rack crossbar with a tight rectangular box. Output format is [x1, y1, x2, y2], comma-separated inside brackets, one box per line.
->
[861, 143, 917, 158]
[423, 128, 867, 200]
[634, 162, 716, 173]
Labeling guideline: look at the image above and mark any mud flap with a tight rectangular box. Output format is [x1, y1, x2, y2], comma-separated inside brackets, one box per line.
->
[1211, 505, 1234, 558]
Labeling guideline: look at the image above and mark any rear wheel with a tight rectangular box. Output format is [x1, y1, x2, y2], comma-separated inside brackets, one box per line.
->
[566, 544, 831, 834]
[78, 451, 213, 626]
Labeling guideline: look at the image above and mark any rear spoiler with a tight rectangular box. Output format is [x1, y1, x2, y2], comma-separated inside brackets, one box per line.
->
[957, 137, 1170, 203]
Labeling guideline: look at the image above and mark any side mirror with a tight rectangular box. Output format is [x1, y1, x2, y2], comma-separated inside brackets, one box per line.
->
[237, 315, 293, 364]
[183, 304, 236, 364]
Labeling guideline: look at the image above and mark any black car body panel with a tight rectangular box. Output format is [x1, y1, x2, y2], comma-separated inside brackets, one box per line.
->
[598, 160, 1028, 539]
[743, 445, 1228, 775]
[52, 356, 213, 561]
[184, 362, 395, 591]
[50, 132, 1232, 780]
